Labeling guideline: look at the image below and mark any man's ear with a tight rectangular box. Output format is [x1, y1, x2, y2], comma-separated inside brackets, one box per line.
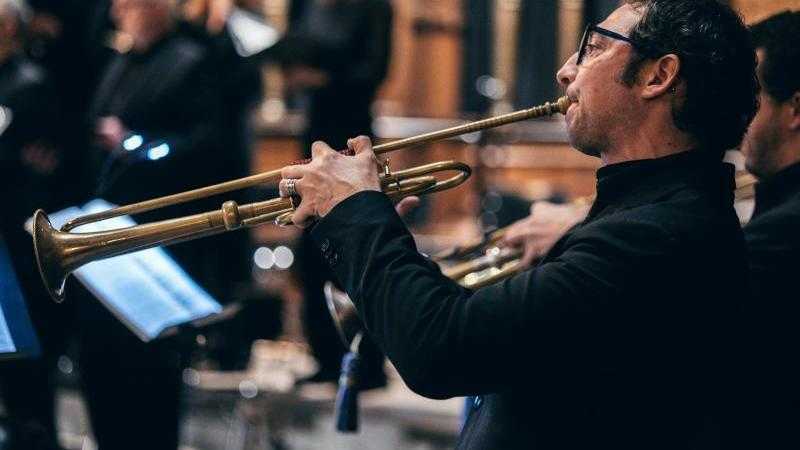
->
[787, 91, 800, 131]
[640, 54, 681, 100]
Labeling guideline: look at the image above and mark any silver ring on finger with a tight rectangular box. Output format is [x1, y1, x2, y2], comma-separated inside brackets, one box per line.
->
[285, 178, 297, 198]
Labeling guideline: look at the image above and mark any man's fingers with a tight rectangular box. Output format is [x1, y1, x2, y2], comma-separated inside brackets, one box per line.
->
[519, 244, 540, 269]
[348, 136, 378, 163]
[348, 136, 373, 154]
[281, 164, 305, 180]
[502, 226, 528, 247]
[395, 196, 420, 218]
[311, 140, 335, 158]
[290, 201, 316, 229]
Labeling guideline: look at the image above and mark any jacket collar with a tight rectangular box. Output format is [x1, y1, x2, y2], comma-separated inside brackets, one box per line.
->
[589, 150, 734, 218]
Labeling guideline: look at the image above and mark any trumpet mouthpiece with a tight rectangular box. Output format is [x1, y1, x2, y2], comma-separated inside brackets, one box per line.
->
[556, 96, 572, 115]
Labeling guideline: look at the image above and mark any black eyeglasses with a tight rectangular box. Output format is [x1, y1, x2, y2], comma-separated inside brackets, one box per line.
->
[577, 24, 642, 66]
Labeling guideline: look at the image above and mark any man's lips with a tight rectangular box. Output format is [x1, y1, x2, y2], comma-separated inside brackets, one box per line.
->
[566, 99, 578, 116]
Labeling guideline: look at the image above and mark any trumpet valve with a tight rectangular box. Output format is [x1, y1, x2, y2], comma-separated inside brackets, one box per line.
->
[485, 246, 502, 266]
[221, 201, 244, 230]
[381, 159, 401, 190]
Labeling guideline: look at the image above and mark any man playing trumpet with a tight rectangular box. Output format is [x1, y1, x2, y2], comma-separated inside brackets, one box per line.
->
[280, 0, 758, 448]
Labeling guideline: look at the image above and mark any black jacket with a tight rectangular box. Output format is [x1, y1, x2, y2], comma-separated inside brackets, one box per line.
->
[743, 161, 800, 449]
[89, 32, 221, 205]
[0, 56, 63, 231]
[281, 0, 392, 150]
[0, 56, 73, 357]
[88, 32, 237, 299]
[312, 150, 749, 449]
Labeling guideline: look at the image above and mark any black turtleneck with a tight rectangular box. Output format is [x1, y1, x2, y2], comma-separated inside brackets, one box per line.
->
[310, 149, 749, 449]
[742, 160, 800, 448]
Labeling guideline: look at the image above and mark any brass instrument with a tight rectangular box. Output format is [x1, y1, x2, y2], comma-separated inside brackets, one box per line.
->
[436, 228, 521, 290]
[325, 226, 520, 346]
[439, 170, 760, 289]
[33, 97, 571, 302]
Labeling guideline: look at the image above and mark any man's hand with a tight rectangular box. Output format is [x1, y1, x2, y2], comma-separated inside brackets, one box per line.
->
[501, 201, 589, 268]
[279, 136, 381, 227]
[95, 116, 129, 152]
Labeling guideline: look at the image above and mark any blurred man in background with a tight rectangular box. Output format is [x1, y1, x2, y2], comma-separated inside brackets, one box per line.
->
[280, 0, 393, 387]
[77, 0, 222, 448]
[739, 10, 800, 448]
[0, 1, 70, 449]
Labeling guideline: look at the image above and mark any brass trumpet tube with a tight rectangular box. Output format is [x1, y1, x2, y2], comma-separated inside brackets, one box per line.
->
[371, 97, 570, 154]
[35, 161, 471, 302]
[62, 97, 569, 232]
[34, 196, 295, 302]
[442, 246, 522, 281]
[458, 262, 521, 290]
[61, 169, 287, 231]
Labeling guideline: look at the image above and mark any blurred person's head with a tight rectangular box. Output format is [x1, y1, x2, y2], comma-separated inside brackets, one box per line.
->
[111, 0, 178, 52]
[556, 0, 757, 163]
[0, 0, 29, 58]
[741, 11, 800, 179]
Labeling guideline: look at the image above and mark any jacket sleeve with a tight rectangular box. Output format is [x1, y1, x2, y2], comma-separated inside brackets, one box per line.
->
[311, 191, 674, 399]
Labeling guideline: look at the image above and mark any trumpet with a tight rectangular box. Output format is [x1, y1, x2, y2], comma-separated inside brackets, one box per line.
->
[32, 97, 570, 303]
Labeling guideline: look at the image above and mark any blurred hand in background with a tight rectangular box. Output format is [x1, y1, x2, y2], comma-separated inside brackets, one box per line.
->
[502, 200, 590, 268]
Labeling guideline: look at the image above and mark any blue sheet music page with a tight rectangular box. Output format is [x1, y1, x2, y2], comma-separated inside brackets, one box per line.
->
[0, 237, 41, 358]
[45, 200, 222, 342]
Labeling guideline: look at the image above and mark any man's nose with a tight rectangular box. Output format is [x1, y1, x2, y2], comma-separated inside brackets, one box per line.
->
[557, 53, 578, 89]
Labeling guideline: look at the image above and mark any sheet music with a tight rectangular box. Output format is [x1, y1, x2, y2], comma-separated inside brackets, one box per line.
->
[0, 300, 16, 354]
[44, 200, 222, 342]
[0, 237, 40, 358]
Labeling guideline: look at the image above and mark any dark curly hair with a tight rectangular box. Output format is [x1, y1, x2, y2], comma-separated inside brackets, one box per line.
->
[750, 11, 800, 103]
[621, 0, 759, 156]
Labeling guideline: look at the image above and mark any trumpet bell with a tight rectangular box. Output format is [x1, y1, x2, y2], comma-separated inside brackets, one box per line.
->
[32, 210, 68, 303]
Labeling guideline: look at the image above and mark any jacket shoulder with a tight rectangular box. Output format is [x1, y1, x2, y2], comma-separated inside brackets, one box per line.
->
[577, 192, 741, 251]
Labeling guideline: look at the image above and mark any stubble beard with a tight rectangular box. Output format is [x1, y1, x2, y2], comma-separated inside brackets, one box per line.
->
[567, 116, 604, 158]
